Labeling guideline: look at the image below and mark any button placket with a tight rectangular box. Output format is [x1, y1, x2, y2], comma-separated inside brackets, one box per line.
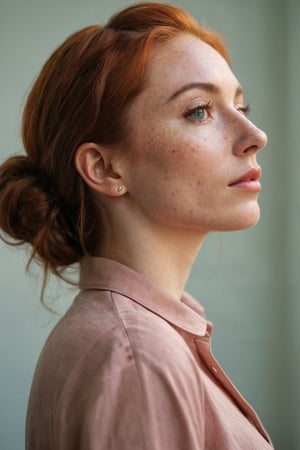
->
[194, 337, 271, 443]
[194, 337, 221, 378]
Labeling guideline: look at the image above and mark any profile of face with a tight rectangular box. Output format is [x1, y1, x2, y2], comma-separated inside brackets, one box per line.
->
[117, 34, 267, 235]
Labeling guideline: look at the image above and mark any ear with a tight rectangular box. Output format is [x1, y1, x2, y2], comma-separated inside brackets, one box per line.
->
[75, 143, 127, 197]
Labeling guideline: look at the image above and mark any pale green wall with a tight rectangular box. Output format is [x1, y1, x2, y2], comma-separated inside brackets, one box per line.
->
[0, 0, 296, 449]
[286, 0, 300, 448]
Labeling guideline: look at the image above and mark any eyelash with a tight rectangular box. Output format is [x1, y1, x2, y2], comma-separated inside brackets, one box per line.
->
[184, 102, 251, 123]
[238, 104, 251, 116]
[185, 101, 211, 122]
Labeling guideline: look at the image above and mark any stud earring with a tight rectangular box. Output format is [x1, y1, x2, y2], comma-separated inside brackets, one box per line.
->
[116, 186, 123, 192]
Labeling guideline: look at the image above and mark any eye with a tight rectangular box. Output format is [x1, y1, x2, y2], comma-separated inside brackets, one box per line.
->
[185, 104, 210, 122]
[237, 103, 250, 116]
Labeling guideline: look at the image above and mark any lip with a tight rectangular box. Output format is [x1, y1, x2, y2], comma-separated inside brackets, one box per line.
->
[229, 167, 262, 192]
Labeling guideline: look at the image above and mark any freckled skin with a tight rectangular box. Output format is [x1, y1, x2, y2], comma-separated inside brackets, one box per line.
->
[120, 34, 267, 233]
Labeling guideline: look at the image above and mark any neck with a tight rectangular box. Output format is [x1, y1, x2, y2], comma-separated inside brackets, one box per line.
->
[97, 211, 206, 300]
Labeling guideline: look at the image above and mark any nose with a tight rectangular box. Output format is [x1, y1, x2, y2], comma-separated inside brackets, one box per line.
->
[233, 118, 268, 156]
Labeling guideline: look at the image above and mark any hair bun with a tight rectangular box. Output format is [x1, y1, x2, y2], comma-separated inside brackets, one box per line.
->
[0, 155, 48, 243]
[0, 155, 82, 269]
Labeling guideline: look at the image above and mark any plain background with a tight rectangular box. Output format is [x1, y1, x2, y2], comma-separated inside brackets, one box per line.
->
[0, 0, 299, 449]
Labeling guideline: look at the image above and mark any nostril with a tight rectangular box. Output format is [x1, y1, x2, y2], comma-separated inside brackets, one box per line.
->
[243, 144, 259, 154]
[242, 128, 267, 155]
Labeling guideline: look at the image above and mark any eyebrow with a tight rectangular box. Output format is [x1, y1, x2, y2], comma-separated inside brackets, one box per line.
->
[166, 82, 243, 103]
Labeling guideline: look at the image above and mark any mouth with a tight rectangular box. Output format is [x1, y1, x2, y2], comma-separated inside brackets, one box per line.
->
[228, 167, 262, 192]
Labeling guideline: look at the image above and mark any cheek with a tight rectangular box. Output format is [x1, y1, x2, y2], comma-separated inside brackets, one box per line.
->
[164, 139, 212, 180]
[128, 117, 223, 186]
[129, 126, 177, 171]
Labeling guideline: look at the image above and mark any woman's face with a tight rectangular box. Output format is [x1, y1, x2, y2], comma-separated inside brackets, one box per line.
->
[121, 34, 267, 234]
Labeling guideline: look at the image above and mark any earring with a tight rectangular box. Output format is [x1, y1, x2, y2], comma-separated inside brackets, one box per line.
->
[116, 186, 123, 192]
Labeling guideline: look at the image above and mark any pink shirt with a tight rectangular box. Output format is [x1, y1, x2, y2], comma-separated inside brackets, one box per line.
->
[26, 257, 274, 449]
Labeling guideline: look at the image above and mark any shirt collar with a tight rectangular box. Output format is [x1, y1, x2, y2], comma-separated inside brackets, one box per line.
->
[79, 256, 207, 337]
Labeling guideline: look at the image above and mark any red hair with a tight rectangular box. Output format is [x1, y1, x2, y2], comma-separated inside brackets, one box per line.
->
[0, 2, 229, 291]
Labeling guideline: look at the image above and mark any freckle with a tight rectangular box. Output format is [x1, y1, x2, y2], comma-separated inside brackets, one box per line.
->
[189, 209, 192, 214]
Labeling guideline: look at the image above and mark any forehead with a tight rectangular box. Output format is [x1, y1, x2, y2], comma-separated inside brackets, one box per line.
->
[143, 34, 239, 101]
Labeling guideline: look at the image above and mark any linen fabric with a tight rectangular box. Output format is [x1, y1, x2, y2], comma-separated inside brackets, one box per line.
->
[26, 256, 274, 449]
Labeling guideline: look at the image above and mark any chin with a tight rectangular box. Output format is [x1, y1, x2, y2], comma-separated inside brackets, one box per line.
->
[233, 205, 261, 230]
[213, 203, 261, 232]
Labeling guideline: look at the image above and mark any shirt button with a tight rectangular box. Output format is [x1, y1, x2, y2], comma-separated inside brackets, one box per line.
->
[211, 366, 218, 374]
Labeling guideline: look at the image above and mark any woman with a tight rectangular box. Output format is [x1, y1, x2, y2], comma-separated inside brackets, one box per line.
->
[0, 2, 273, 449]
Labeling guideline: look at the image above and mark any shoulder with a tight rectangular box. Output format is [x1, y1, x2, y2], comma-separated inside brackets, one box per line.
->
[28, 288, 206, 449]
[103, 292, 204, 405]
[77, 291, 205, 448]
[38, 288, 200, 377]
[58, 288, 201, 387]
